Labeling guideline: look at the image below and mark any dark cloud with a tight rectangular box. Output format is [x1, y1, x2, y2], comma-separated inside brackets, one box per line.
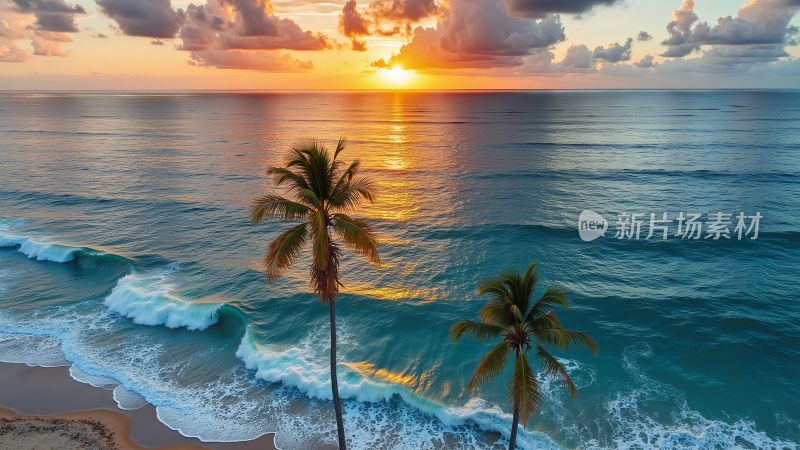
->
[369, 0, 437, 22]
[662, 0, 800, 61]
[504, 0, 618, 18]
[637, 31, 652, 41]
[340, 0, 369, 37]
[701, 43, 790, 67]
[561, 44, 595, 70]
[635, 54, 654, 68]
[179, 0, 331, 52]
[96, 0, 184, 38]
[593, 37, 633, 62]
[11, 0, 85, 32]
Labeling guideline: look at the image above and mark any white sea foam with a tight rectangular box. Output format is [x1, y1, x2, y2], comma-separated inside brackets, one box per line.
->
[582, 344, 799, 450]
[0, 331, 68, 367]
[0, 313, 794, 450]
[70, 365, 118, 389]
[235, 328, 562, 449]
[104, 273, 223, 331]
[0, 234, 83, 263]
[113, 385, 148, 410]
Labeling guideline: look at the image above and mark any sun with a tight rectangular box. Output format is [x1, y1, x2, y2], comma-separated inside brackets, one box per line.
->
[381, 66, 414, 86]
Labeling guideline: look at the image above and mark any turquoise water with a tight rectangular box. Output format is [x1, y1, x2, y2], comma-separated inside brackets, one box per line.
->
[0, 91, 798, 449]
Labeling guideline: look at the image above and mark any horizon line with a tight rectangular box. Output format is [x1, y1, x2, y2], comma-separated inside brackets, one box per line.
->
[1, 88, 799, 93]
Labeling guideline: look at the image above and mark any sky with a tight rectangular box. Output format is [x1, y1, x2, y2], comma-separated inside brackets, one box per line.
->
[1, 0, 799, 90]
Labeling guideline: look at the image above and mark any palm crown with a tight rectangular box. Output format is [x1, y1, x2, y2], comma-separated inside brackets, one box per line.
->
[451, 263, 597, 428]
[249, 138, 380, 299]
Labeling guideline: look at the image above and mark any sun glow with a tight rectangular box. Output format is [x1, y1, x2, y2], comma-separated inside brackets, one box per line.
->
[381, 66, 414, 86]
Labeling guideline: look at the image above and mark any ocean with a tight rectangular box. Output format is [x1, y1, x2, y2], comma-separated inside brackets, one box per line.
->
[0, 91, 798, 449]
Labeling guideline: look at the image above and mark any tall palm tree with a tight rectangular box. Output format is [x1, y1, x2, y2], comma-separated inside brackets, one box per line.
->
[250, 138, 380, 450]
[451, 262, 596, 450]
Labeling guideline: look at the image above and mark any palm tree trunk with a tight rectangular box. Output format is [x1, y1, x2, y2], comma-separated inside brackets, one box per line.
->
[329, 296, 347, 450]
[509, 405, 520, 450]
[509, 348, 521, 450]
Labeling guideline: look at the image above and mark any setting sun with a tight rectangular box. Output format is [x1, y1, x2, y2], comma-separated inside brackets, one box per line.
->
[381, 66, 414, 86]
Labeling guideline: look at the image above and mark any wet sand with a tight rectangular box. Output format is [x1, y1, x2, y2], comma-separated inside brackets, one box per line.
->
[0, 362, 277, 450]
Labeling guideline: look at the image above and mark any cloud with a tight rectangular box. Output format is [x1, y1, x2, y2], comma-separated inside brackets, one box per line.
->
[662, 0, 800, 62]
[2, 3, 78, 58]
[32, 29, 70, 55]
[634, 54, 654, 68]
[503, 0, 619, 18]
[369, 0, 437, 22]
[337, 0, 438, 49]
[637, 30, 651, 41]
[179, 0, 331, 52]
[96, 0, 184, 38]
[561, 44, 595, 71]
[593, 37, 632, 62]
[340, 0, 368, 37]
[374, 0, 565, 69]
[10, 0, 85, 32]
[0, 41, 26, 61]
[189, 49, 313, 71]
[662, 0, 698, 57]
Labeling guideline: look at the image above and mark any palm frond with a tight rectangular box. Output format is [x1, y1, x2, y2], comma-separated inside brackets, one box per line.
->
[333, 137, 346, 161]
[468, 341, 511, 391]
[477, 277, 512, 303]
[519, 262, 539, 312]
[510, 352, 541, 425]
[536, 344, 576, 397]
[266, 167, 310, 194]
[526, 311, 562, 331]
[450, 320, 506, 342]
[479, 300, 516, 327]
[249, 195, 310, 224]
[530, 328, 598, 354]
[527, 286, 569, 321]
[329, 176, 375, 210]
[289, 140, 334, 201]
[330, 159, 360, 200]
[265, 224, 308, 281]
[330, 213, 380, 264]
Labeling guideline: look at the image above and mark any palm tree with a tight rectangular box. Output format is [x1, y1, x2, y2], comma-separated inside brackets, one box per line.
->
[451, 262, 596, 450]
[250, 138, 380, 450]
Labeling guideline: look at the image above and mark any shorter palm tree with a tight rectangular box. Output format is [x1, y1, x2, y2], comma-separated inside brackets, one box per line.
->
[451, 262, 597, 450]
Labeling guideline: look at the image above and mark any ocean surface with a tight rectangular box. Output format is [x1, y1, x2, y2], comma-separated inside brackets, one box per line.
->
[0, 91, 798, 449]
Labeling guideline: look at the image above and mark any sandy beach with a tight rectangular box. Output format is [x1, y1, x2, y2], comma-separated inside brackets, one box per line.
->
[0, 363, 278, 450]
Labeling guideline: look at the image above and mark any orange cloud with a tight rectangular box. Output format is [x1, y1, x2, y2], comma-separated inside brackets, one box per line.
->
[189, 49, 314, 71]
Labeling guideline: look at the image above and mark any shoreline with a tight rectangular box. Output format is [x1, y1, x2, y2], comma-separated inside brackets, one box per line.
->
[0, 362, 277, 450]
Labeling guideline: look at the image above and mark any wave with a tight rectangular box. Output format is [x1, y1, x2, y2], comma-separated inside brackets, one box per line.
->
[235, 328, 563, 449]
[2, 222, 795, 449]
[0, 223, 134, 270]
[0, 220, 221, 332]
[104, 272, 225, 332]
[0, 233, 88, 263]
